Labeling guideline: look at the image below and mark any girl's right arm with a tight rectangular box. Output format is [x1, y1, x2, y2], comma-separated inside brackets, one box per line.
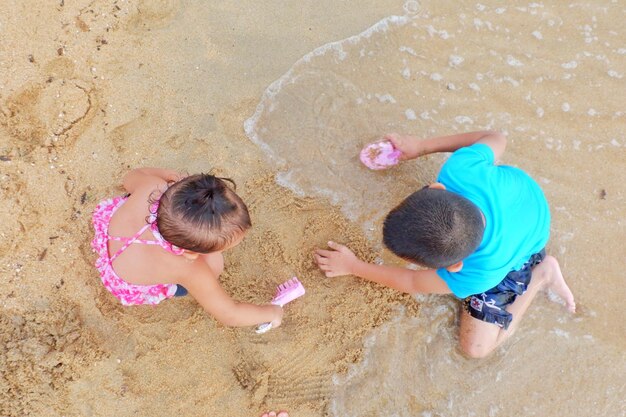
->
[386, 131, 507, 160]
[178, 263, 283, 328]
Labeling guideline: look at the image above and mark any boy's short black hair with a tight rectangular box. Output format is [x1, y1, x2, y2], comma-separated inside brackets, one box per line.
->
[383, 187, 484, 268]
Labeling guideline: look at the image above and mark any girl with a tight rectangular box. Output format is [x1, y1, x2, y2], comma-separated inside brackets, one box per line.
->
[91, 167, 283, 328]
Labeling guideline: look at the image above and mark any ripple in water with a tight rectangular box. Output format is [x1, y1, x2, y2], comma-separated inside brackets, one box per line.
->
[244, 14, 441, 229]
[329, 296, 625, 417]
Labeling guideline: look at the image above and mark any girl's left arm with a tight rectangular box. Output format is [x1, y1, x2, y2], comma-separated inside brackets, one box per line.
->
[122, 168, 184, 193]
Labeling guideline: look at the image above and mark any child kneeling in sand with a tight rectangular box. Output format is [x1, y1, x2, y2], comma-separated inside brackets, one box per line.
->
[92, 168, 283, 328]
[314, 131, 575, 358]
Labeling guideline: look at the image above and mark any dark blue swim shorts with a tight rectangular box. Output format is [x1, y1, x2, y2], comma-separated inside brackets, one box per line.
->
[174, 284, 188, 297]
[464, 249, 546, 330]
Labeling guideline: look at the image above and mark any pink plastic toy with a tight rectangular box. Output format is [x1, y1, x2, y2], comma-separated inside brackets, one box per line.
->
[256, 277, 306, 334]
[359, 140, 402, 170]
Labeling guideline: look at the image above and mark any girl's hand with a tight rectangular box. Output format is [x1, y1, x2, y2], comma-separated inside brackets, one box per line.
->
[384, 133, 424, 160]
[314, 241, 360, 277]
[268, 305, 284, 329]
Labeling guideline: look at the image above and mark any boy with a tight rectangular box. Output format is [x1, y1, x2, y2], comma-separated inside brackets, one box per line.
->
[314, 131, 575, 358]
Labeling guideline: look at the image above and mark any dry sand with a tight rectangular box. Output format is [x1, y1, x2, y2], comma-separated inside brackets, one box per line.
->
[0, 1, 416, 416]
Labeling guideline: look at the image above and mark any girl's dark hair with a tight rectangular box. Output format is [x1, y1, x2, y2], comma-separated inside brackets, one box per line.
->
[155, 174, 251, 253]
[382, 188, 484, 268]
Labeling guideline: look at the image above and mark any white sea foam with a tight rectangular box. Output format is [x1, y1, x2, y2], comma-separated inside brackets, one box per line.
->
[403, 0, 420, 15]
[448, 54, 464, 67]
[425, 25, 450, 39]
[506, 55, 524, 67]
[376, 93, 397, 103]
[552, 328, 570, 339]
[561, 60, 578, 69]
[454, 115, 474, 124]
[399, 45, 417, 56]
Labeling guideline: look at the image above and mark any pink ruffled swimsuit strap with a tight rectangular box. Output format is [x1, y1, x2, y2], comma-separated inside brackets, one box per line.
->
[107, 199, 185, 261]
[107, 223, 184, 259]
[108, 223, 156, 262]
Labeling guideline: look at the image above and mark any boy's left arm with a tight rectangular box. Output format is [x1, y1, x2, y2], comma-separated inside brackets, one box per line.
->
[314, 242, 451, 294]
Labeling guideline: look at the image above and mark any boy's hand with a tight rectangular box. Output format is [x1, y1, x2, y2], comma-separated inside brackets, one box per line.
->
[384, 133, 423, 160]
[314, 241, 359, 277]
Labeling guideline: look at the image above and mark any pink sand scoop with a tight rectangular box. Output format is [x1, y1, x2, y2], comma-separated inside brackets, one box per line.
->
[359, 140, 402, 170]
[256, 277, 306, 334]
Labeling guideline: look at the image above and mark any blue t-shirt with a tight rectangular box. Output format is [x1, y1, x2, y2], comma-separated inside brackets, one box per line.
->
[436, 144, 550, 298]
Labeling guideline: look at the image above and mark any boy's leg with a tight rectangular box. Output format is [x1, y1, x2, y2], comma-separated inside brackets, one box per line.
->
[459, 309, 500, 358]
[459, 255, 575, 358]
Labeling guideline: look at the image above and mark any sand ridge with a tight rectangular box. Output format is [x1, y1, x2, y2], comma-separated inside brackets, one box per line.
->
[0, 301, 104, 416]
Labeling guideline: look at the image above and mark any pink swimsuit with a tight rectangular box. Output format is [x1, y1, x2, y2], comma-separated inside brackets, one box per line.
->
[91, 196, 185, 306]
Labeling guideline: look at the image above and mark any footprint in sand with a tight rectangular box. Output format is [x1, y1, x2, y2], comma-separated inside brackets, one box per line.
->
[0, 173, 40, 254]
[125, 0, 180, 32]
[0, 76, 93, 157]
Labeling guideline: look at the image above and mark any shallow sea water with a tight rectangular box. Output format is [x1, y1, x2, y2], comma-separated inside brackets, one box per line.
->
[246, 1, 625, 416]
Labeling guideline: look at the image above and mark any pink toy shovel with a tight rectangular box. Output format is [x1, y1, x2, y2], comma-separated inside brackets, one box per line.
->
[359, 140, 402, 170]
[256, 277, 306, 334]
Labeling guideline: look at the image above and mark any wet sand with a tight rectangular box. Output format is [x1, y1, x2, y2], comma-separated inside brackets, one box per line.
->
[1, 1, 624, 416]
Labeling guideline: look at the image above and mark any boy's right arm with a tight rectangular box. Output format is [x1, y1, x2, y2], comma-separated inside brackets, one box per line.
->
[386, 130, 507, 160]
[178, 263, 283, 328]
[351, 260, 451, 294]
[314, 242, 451, 294]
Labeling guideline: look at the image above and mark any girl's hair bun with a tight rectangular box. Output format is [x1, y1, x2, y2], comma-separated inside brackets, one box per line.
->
[156, 174, 251, 253]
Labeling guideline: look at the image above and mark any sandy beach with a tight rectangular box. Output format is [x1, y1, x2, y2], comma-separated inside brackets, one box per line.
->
[1, 1, 624, 416]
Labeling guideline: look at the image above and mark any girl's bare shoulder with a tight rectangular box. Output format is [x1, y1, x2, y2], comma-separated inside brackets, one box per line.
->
[166, 256, 219, 286]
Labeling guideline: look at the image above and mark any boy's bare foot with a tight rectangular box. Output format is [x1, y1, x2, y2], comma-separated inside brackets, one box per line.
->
[543, 256, 576, 313]
[260, 412, 288, 417]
